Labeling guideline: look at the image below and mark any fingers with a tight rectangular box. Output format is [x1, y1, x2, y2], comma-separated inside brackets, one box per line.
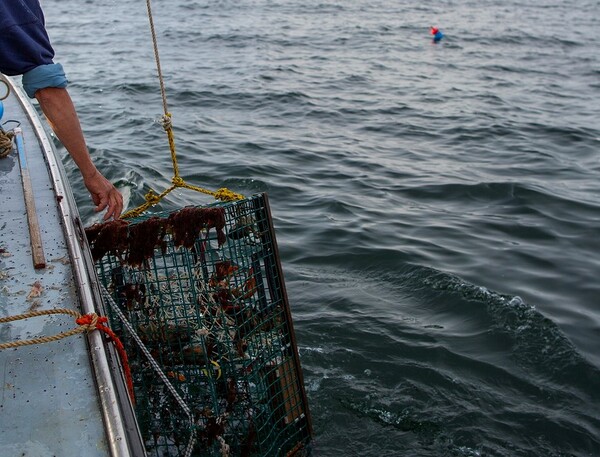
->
[102, 207, 114, 221]
[96, 189, 123, 221]
[108, 189, 123, 220]
[84, 172, 123, 220]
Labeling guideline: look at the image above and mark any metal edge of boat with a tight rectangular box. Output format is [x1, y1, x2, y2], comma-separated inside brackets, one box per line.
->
[1, 75, 145, 456]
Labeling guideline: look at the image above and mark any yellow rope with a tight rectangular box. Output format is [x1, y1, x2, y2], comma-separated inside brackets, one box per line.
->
[123, 1, 244, 219]
[121, 179, 244, 219]
[0, 309, 99, 350]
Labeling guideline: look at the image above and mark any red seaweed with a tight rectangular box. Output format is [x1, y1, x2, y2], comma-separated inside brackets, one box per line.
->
[85, 220, 129, 262]
[127, 217, 166, 266]
[85, 206, 227, 265]
[167, 207, 226, 249]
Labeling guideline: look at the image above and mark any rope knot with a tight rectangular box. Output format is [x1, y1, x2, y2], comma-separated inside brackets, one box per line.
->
[144, 190, 161, 205]
[172, 176, 185, 187]
[161, 113, 173, 131]
[0, 308, 133, 404]
[75, 312, 135, 403]
[214, 187, 245, 202]
[76, 313, 107, 331]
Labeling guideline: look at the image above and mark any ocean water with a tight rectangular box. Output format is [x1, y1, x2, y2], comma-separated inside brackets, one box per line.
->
[43, 0, 599, 455]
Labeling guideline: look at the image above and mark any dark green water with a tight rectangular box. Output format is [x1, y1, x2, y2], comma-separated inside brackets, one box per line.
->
[43, 0, 599, 455]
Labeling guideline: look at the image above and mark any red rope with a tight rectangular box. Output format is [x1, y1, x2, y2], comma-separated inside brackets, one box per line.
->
[77, 314, 136, 405]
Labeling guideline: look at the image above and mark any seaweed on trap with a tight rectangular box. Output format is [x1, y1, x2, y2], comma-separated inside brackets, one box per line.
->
[86, 194, 312, 457]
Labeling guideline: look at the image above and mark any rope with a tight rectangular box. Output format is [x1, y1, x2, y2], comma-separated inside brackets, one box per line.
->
[99, 284, 197, 457]
[0, 308, 88, 348]
[144, 0, 169, 116]
[75, 313, 136, 404]
[0, 129, 14, 158]
[122, 180, 244, 219]
[123, 0, 244, 219]
[1, 79, 14, 158]
[0, 79, 9, 100]
[0, 308, 135, 404]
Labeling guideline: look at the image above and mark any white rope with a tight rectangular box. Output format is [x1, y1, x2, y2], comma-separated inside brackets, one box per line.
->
[100, 284, 197, 457]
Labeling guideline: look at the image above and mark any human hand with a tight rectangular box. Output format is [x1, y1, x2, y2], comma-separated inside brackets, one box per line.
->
[83, 169, 123, 220]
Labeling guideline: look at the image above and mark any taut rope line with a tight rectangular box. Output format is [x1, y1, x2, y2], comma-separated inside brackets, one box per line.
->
[122, 0, 244, 219]
[145, 0, 169, 117]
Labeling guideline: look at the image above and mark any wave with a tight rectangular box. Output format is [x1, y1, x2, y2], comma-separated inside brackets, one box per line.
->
[297, 263, 600, 456]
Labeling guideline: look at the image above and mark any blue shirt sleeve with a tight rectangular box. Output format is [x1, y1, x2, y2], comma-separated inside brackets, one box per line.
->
[22, 64, 68, 98]
[0, 0, 68, 97]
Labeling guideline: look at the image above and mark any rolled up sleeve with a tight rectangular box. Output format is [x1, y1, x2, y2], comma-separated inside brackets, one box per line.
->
[22, 63, 68, 98]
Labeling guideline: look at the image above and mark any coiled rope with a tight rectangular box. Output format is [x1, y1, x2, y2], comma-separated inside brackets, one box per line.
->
[0, 308, 135, 403]
[0, 128, 14, 158]
[0, 79, 14, 158]
[122, 0, 244, 219]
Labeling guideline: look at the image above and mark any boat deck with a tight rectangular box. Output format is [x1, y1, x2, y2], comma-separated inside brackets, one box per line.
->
[0, 76, 128, 456]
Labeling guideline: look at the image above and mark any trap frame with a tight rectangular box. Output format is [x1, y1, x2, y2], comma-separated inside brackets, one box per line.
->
[87, 193, 312, 456]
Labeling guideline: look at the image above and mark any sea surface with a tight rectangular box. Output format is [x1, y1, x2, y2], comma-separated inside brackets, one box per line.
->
[42, 0, 599, 455]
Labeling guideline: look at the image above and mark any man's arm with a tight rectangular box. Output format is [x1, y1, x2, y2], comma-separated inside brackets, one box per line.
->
[35, 87, 123, 220]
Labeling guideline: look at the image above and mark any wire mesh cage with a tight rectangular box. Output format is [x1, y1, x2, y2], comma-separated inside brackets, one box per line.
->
[86, 193, 312, 457]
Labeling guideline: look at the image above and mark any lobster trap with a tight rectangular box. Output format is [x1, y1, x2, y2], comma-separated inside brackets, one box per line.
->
[86, 193, 312, 457]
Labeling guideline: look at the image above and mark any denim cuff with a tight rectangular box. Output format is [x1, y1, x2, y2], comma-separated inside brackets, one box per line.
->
[22, 63, 68, 98]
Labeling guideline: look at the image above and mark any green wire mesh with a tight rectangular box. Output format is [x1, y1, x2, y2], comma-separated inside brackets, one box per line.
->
[86, 193, 312, 456]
